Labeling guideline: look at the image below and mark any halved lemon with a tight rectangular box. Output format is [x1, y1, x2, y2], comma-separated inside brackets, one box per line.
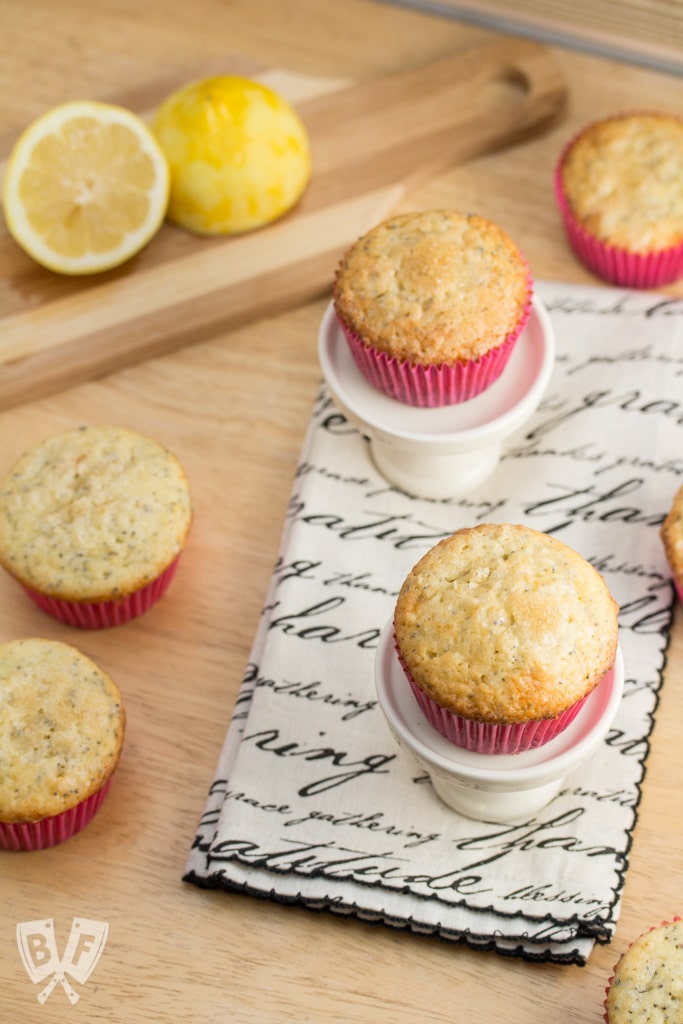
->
[152, 75, 311, 236]
[2, 100, 170, 274]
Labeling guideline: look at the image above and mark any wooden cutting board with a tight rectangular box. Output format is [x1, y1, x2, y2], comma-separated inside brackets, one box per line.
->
[0, 38, 566, 410]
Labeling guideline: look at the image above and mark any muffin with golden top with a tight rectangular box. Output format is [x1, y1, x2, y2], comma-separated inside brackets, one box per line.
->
[0, 638, 125, 850]
[604, 918, 683, 1023]
[555, 112, 683, 287]
[661, 483, 683, 605]
[0, 425, 192, 628]
[332, 209, 533, 406]
[394, 523, 619, 754]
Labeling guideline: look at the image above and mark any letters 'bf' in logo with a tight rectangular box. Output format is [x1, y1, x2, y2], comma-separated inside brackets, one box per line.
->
[16, 918, 108, 1004]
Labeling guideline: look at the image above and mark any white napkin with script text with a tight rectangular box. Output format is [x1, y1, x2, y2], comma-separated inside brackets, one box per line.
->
[185, 281, 679, 965]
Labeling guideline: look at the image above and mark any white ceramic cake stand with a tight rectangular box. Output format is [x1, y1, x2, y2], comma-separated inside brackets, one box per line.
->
[374, 620, 624, 824]
[318, 295, 555, 499]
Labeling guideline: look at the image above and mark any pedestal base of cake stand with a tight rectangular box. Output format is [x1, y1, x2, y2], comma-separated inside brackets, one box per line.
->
[318, 296, 555, 500]
[374, 620, 624, 824]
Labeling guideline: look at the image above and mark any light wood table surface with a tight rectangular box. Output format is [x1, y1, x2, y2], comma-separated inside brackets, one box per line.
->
[1, 1, 683, 1021]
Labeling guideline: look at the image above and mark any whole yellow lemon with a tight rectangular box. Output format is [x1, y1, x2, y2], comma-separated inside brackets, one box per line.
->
[152, 75, 311, 236]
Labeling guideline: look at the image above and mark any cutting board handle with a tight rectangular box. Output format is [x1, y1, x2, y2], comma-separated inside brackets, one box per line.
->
[479, 36, 568, 144]
[0, 39, 567, 410]
[304, 37, 567, 196]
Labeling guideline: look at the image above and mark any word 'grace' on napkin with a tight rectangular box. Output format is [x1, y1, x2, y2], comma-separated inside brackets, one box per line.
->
[185, 280, 680, 965]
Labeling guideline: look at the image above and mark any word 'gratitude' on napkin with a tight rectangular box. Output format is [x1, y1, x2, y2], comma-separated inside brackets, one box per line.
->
[185, 280, 680, 965]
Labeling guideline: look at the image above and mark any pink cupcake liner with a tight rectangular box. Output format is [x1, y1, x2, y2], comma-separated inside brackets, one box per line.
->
[0, 778, 112, 852]
[395, 637, 598, 755]
[21, 553, 182, 629]
[603, 917, 682, 1022]
[555, 138, 683, 288]
[334, 274, 533, 407]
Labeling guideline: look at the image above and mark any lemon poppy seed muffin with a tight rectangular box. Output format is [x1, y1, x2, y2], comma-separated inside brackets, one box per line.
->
[394, 523, 619, 753]
[0, 425, 192, 628]
[332, 209, 532, 406]
[0, 638, 125, 850]
[604, 919, 683, 1023]
[660, 484, 683, 604]
[556, 113, 683, 286]
[334, 210, 530, 363]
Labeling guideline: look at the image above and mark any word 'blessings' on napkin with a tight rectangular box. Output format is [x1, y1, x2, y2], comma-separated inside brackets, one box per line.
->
[185, 280, 681, 965]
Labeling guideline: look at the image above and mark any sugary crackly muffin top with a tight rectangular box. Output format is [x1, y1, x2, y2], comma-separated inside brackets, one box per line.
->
[332, 210, 531, 363]
[560, 113, 683, 253]
[0, 638, 125, 822]
[661, 484, 683, 581]
[394, 523, 619, 724]
[606, 920, 683, 1023]
[0, 425, 192, 602]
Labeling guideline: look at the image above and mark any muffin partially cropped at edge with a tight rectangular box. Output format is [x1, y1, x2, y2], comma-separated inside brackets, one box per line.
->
[0, 425, 192, 628]
[332, 209, 533, 407]
[555, 112, 683, 287]
[660, 483, 683, 604]
[0, 638, 125, 851]
[394, 523, 619, 754]
[604, 918, 683, 1023]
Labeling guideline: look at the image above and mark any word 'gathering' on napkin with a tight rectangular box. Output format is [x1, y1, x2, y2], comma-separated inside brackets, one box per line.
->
[185, 280, 680, 965]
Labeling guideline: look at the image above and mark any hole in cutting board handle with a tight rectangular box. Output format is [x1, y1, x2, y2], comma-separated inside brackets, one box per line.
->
[478, 65, 532, 112]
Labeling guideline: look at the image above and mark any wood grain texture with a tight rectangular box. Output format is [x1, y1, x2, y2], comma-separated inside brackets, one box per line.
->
[0, 1, 681, 1022]
[0, 37, 566, 410]
[401, 0, 683, 71]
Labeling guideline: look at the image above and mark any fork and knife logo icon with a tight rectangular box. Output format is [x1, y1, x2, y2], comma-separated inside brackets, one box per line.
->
[16, 917, 109, 1004]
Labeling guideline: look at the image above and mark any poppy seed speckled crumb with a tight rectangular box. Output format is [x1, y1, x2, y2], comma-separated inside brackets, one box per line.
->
[605, 919, 683, 1023]
[394, 523, 619, 729]
[0, 638, 125, 825]
[0, 426, 192, 624]
[333, 209, 531, 365]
